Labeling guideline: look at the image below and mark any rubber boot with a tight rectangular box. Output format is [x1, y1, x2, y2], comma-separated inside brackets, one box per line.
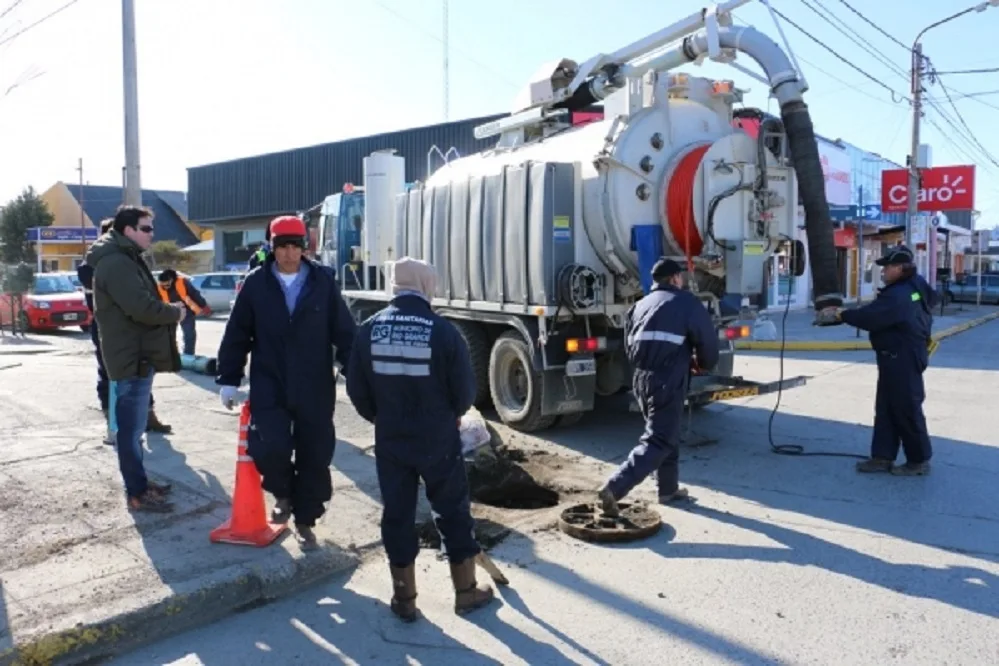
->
[449, 557, 494, 615]
[146, 408, 173, 434]
[389, 564, 419, 622]
[856, 458, 892, 473]
[598, 485, 620, 517]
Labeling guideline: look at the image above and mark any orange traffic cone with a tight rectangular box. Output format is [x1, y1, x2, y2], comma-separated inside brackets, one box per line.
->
[210, 401, 288, 547]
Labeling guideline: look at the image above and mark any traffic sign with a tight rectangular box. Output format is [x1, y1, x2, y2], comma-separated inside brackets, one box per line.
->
[827, 204, 882, 222]
[880, 165, 976, 213]
[972, 230, 989, 253]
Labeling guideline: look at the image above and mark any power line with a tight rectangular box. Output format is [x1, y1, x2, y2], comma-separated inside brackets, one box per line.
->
[0, 0, 81, 48]
[796, 0, 909, 82]
[832, 0, 909, 50]
[0, 0, 24, 22]
[935, 78, 999, 168]
[768, 6, 908, 103]
[932, 66, 999, 75]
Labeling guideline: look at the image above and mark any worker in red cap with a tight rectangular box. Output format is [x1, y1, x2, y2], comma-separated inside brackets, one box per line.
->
[215, 215, 356, 550]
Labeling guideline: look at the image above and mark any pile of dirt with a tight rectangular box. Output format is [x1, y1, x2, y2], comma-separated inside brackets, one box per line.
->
[465, 446, 560, 510]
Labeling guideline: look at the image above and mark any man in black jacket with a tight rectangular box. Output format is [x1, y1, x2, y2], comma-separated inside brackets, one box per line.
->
[836, 245, 935, 476]
[78, 218, 171, 445]
[216, 215, 356, 550]
[346, 257, 494, 622]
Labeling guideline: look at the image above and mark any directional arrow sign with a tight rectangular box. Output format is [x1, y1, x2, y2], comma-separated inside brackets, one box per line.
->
[862, 205, 881, 220]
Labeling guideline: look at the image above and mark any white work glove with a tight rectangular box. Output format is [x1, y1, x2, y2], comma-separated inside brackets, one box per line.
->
[219, 385, 246, 410]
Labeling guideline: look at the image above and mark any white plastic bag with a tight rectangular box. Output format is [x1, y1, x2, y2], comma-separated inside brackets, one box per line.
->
[459, 409, 491, 456]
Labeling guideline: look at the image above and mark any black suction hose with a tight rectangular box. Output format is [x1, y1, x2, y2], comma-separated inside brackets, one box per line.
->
[779, 101, 843, 312]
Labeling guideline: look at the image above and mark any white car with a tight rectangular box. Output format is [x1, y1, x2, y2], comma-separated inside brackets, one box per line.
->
[190, 272, 242, 312]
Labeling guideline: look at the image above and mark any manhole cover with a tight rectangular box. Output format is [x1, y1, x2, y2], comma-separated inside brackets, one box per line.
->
[558, 502, 662, 543]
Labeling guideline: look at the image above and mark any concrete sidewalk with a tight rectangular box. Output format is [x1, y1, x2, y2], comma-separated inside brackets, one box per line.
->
[736, 304, 999, 351]
[0, 352, 382, 666]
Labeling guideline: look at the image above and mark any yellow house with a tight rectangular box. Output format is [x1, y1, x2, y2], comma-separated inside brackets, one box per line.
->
[36, 183, 204, 271]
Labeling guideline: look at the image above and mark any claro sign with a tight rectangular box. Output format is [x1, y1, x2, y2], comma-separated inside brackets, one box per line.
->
[880, 165, 976, 213]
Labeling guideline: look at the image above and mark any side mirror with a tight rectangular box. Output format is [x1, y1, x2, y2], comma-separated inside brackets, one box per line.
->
[790, 240, 806, 277]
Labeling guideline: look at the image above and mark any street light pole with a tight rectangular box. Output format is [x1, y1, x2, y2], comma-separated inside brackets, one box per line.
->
[122, 0, 141, 206]
[906, 1, 999, 247]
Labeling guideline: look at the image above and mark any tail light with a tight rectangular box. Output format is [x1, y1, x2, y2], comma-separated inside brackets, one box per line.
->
[565, 336, 607, 353]
[723, 325, 751, 340]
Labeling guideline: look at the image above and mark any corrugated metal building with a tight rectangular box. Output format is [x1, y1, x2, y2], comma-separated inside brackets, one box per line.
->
[187, 113, 506, 269]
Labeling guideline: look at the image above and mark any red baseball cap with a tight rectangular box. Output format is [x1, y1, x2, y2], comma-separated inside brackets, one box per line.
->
[269, 215, 306, 239]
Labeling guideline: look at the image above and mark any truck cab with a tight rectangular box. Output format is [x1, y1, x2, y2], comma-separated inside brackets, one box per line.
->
[317, 185, 365, 288]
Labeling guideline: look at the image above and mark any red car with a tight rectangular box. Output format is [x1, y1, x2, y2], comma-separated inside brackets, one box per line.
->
[0, 272, 92, 333]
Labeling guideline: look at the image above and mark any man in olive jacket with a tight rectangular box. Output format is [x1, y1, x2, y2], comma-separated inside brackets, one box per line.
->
[86, 205, 187, 513]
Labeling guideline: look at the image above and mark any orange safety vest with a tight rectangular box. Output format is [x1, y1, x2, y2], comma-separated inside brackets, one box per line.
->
[158, 279, 203, 315]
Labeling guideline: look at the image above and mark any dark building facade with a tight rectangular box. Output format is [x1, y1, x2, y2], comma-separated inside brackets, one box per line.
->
[187, 114, 507, 269]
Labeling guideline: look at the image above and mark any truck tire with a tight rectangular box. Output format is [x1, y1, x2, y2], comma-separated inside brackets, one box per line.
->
[452, 320, 491, 407]
[488, 331, 555, 432]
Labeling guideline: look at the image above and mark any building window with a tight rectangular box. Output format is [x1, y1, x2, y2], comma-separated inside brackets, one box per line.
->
[222, 230, 267, 266]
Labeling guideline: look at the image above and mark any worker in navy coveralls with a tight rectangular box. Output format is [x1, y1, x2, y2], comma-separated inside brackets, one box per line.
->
[599, 258, 719, 516]
[346, 257, 494, 622]
[835, 245, 935, 476]
[215, 215, 356, 550]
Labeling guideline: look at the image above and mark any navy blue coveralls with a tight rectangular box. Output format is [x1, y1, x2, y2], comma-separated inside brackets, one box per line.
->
[345, 293, 480, 568]
[77, 263, 155, 413]
[606, 284, 720, 500]
[216, 257, 356, 527]
[841, 275, 934, 464]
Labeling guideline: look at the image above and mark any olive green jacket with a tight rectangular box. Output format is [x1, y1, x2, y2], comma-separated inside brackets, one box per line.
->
[86, 231, 182, 380]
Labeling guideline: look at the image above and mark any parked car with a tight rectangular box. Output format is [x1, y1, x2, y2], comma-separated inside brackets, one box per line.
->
[52, 271, 84, 292]
[189, 272, 241, 312]
[947, 274, 999, 305]
[0, 273, 92, 332]
[229, 274, 247, 310]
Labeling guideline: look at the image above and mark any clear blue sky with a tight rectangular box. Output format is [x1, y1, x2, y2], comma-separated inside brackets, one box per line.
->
[1, 0, 997, 226]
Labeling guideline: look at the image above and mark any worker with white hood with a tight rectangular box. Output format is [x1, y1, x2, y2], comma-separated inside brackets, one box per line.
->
[346, 257, 494, 621]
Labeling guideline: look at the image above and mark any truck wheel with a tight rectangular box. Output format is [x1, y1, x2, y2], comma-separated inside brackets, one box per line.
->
[452, 320, 491, 407]
[489, 331, 555, 432]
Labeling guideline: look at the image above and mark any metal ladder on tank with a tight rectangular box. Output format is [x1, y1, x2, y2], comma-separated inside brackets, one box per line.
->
[426, 145, 461, 180]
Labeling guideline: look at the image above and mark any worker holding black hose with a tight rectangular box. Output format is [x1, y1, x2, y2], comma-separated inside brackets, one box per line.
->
[833, 245, 935, 476]
[598, 258, 719, 516]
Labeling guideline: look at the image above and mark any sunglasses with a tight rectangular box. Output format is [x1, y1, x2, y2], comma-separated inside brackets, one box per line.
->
[137, 225, 154, 234]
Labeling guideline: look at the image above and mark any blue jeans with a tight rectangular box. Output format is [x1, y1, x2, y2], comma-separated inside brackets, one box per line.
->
[110, 372, 155, 497]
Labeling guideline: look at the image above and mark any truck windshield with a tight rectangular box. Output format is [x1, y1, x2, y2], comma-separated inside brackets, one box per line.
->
[33, 275, 78, 295]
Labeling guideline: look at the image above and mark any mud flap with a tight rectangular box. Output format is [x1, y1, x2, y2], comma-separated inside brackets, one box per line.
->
[539, 367, 596, 417]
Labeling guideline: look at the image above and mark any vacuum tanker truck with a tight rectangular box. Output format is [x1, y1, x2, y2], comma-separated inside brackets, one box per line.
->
[322, 1, 845, 432]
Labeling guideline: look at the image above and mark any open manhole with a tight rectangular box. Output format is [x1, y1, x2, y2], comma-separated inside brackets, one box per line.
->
[465, 448, 560, 510]
[558, 502, 663, 544]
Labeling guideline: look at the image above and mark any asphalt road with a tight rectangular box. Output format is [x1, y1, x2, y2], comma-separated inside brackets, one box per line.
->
[22, 316, 999, 666]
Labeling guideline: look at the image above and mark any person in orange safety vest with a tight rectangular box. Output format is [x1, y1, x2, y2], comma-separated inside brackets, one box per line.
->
[156, 269, 210, 355]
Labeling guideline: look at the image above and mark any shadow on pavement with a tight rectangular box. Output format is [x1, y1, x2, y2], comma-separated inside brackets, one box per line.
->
[108, 576, 502, 666]
[637, 504, 999, 621]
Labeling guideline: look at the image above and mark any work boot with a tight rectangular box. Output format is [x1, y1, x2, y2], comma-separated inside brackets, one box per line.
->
[146, 409, 173, 434]
[856, 458, 893, 473]
[658, 487, 691, 505]
[891, 461, 931, 477]
[147, 480, 173, 497]
[449, 557, 494, 615]
[271, 498, 293, 524]
[389, 564, 419, 622]
[597, 485, 620, 517]
[127, 491, 174, 513]
[296, 524, 319, 551]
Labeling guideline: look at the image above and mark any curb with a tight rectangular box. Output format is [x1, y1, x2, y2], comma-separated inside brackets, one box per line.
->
[0, 545, 361, 666]
[735, 310, 999, 352]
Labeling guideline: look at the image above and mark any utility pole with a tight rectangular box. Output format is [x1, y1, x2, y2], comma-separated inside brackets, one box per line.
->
[122, 0, 142, 206]
[77, 158, 86, 263]
[442, 0, 449, 121]
[906, 42, 923, 249]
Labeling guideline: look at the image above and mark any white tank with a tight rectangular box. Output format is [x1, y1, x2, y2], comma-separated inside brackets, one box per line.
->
[362, 150, 406, 269]
[425, 73, 798, 298]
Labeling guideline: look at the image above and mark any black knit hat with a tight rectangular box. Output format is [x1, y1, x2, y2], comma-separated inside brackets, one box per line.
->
[651, 258, 684, 281]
